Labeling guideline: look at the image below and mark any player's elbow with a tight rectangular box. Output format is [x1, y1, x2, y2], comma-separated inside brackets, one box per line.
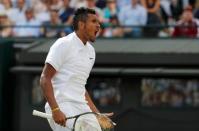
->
[40, 74, 50, 90]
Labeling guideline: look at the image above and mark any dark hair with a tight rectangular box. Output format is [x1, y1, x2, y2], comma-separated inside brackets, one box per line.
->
[73, 7, 96, 30]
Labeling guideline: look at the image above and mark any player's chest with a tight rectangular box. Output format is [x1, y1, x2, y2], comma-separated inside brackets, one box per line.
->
[67, 48, 95, 72]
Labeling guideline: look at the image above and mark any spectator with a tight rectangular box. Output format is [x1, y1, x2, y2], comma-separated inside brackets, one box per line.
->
[16, 0, 27, 12]
[31, 0, 50, 23]
[1, 0, 19, 24]
[42, 9, 62, 37]
[194, 0, 199, 19]
[13, 8, 41, 37]
[172, 6, 199, 38]
[69, 0, 86, 9]
[0, 11, 12, 37]
[116, 0, 131, 10]
[103, 0, 119, 26]
[59, 0, 74, 25]
[118, 0, 147, 37]
[96, 0, 106, 9]
[50, 0, 63, 10]
[161, 0, 183, 24]
[189, 0, 196, 8]
[0, 2, 5, 12]
[10, 0, 27, 24]
[85, 0, 104, 22]
[141, 0, 161, 37]
[103, 15, 124, 37]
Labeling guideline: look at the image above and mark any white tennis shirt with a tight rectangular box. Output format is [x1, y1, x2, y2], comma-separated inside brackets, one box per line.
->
[45, 32, 96, 104]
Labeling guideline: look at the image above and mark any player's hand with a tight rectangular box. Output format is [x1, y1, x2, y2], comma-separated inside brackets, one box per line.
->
[97, 112, 116, 129]
[52, 110, 66, 127]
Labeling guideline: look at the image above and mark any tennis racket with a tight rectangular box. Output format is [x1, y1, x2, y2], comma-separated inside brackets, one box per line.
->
[33, 110, 116, 131]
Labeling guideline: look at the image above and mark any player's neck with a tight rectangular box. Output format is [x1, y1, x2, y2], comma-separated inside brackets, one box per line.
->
[75, 31, 87, 45]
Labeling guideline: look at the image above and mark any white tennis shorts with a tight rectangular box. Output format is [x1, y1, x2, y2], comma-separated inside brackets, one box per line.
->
[45, 102, 102, 131]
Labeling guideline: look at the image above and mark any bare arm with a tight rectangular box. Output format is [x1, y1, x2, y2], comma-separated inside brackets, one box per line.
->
[40, 63, 58, 109]
[40, 63, 66, 127]
[85, 90, 99, 113]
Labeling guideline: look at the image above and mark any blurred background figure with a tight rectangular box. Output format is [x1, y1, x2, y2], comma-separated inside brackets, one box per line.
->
[59, 0, 74, 25]
[116, 0, 131, 10]
[14, 0, 27, 22]
[42, 9, 63, 38]
[102, 0, 119, 26]
[96, 0, 106, 9]
[58, 0, 74, 35]
[31, 0, 50, 23]
[102, 15, 124, 37]
[193, 0, 199, 19]
[50, 0, 63, 10]
[85, 0, 104, 22]
[160, 0, 183, 25]
[69, 0, 86, 9]
[0, 0, 26, 26]
[13, 8, 41, 37]
[172, 6, 199, 38]
[0, 2, 4, 11]
[0, 11, 12, 37]
[141, 0, 161, 37]
[118, 0, 147, 37]
[1, 0, 16, 25]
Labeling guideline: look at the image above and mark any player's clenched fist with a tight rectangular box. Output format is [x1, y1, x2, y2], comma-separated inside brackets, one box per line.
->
[52, 109, 66, 127]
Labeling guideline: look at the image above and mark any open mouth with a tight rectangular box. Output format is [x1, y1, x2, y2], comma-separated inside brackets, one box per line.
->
[95, 29, 100, 36]
[95, 31, 98, 36]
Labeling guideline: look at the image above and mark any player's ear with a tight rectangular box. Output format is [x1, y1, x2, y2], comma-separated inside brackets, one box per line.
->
[78, 21, 85, 30]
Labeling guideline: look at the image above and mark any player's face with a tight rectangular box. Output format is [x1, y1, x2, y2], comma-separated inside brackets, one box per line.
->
[84, 14, 100, 42]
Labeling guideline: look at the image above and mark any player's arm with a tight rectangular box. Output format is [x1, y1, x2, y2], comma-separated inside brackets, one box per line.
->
[85, 90, 114, 128]
[85, 90, 114, 115]
[85, 90, 100, 113]
[40, 63, 66, 127]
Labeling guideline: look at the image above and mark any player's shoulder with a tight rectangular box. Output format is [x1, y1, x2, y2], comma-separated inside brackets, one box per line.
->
[59, 32, 76, 45]
[52, 32, 75, 48]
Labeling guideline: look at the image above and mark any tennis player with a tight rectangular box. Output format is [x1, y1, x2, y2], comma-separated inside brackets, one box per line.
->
[40, 7, 113, 131]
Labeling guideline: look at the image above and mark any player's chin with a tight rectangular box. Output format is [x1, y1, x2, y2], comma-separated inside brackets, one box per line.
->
[89, 35, 96, 42]
[90, 37, 96, 42]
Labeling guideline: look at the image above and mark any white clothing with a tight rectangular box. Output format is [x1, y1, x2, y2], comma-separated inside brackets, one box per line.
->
[35, 11, 50, 23]
[45, 32, 99, 131]
[116, 0, 131, 10]
[45, 32, 95, 104]
[45, 102, 101, 131]
[10, 8, 26, 24]
[0, 4, 5, 12]
[118, 4, 147, 26]
[69, 0, 86, 9]
[4, 8, 20, 24]
[13, 18, 41, 37]
[160, 0, 171, 16]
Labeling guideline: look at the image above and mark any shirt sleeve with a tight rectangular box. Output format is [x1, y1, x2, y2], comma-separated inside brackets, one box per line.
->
[45, 38, 69, 71]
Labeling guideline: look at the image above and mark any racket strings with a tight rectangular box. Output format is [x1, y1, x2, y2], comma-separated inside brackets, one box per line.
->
[72, 113, 115, 131]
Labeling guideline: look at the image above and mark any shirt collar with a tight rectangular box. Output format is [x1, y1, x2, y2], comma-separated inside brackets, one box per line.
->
[73, 32, 88, 49]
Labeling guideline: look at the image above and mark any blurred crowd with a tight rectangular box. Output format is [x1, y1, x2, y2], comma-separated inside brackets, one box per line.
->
[1, 0, 199, 38]
[141, 79, 199, 107]
[87, 78, 121, 107]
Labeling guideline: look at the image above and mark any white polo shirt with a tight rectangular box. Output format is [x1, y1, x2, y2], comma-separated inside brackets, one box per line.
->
[45, 32, 96, 104]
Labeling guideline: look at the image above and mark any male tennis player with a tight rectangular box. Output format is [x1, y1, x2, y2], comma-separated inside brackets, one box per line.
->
[40, 7, 113, 131]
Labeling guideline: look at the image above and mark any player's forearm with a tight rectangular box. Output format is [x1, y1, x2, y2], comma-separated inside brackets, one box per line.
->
[40, 75, 59, 110]
[85, 90, 99, 113]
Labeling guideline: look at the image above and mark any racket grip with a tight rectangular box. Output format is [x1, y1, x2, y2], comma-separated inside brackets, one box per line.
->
[32, 110, 52, 119]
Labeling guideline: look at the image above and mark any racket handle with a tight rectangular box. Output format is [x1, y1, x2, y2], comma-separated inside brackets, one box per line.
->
[32, 110, 52, 119]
